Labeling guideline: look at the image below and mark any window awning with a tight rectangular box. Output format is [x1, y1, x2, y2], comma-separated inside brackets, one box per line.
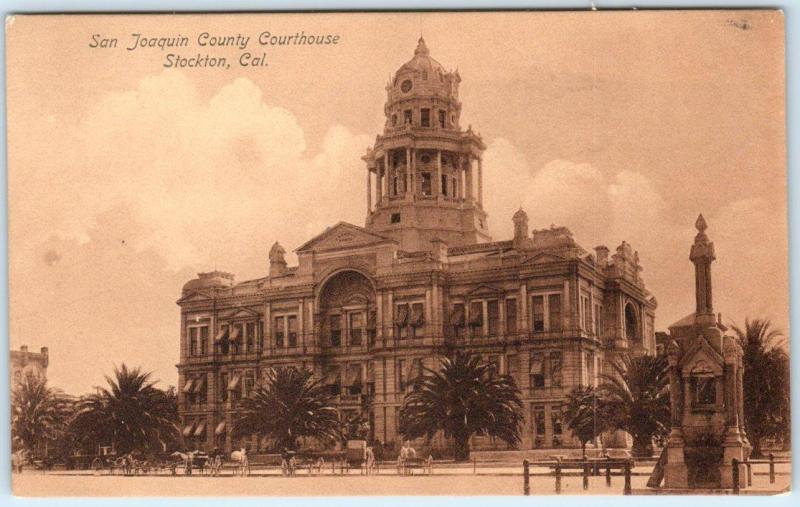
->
[193, 421, 206, 437]
[229, 325, 241, 342]
[182, 423, 195, 437]
[394, 305, 409, 326]
[529, 355, 544, 375]
[410, 304, 425, 327]
[193, 376, 206, 393]
[227, 373, 241, 391]
[214, 327, 228, 343]
[450, 305, 465, 326]
[182, 379, 195, 393]
[347, 364, 363, 385]
[215, 421, 226, 435]
[323, 366, 341, 385]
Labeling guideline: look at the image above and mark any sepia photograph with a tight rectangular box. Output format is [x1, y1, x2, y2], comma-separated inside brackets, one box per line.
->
[5, 10, 790, 496]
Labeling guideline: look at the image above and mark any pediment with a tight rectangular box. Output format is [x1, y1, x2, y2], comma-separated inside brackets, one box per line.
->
[177, 290, 214, 304]
[220, 307, 262, 320]
[467, 284, 503, 296]
[295, 222, 396, 253]
[680, 334, 724, 375]
[521, 251, 567, 264]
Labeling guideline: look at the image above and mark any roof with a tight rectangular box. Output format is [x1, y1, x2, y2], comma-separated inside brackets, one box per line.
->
[295, 222, 396, 253]
[396, 37, 447, 77]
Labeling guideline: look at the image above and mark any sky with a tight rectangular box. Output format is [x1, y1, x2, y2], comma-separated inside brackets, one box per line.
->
[6, 11, 787, 395]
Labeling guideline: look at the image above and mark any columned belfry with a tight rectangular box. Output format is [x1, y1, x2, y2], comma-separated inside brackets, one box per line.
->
[363, 38, 490, 251]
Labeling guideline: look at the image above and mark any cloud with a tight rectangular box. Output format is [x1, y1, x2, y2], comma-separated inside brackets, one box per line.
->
[481, 138, 788, 334]
[9, 71, 372, 393]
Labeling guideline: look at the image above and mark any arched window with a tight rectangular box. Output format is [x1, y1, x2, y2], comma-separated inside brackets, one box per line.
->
[625, 303, 640, 342]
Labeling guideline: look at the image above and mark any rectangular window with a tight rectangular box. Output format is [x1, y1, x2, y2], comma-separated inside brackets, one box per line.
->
[189, 327, 198, 356]
[404, 109, 412, 124]
[349, 312, 363, 346]
[200, 326, 208, 355]
[533, 406, 546, 447]
[441, 174, 448, 196]
[438, 109, 446, 128]
[259, 321, 264, 351]
[396, 304, 409, 339]
[246, 322, 255, 352]
[505, 298, 517, 334]
[532, 296, 545, 332]
[220, 373, 228, 402]
[581, 296, 591, 331]
[244, 371, 255, 397]
[548, 294, 562, 332]
[287, 315, 297, 348]
[450, 303, 465, 339]
[390, 213, 401, 224]
[421, 108, 430, 127]
[594, 304, 602, 335]
[487, 300, 499, 335]
[530, 353, 545, 388]
[410, 302, 424, 338]
[348, 363, 363, 396]
[274, 316, 285, 348]
[552, 406, 563, 447]
[330, 315, 342, 347]
[421, 172, 432, 196]
[469, 301, 484, 337]
[397, 359, 406, 391]
[550, 351, 563, 387]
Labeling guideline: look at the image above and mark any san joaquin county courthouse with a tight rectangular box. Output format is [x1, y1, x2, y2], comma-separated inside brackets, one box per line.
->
[176, 39, 656, 454]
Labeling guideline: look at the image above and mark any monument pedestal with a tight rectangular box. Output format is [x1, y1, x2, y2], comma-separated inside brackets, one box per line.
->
[719, 427, 747, 489]
[664, 431, 689, 488]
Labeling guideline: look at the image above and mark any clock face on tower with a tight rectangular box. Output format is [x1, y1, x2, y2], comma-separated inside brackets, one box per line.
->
[400, 79, 413, 93]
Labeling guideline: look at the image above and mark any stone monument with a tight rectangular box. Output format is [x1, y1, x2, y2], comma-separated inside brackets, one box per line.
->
[661, 215, 749, 489]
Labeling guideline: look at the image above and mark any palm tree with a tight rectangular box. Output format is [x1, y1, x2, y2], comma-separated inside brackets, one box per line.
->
[232, 367, 340, 451]
[11, 373, 71, 457]
[399, 352, 523, 461]
[563, 385, 609, 458]
[732, 318, 790, 457]
[70, 364, 179, 456]
[599, 353, 670, 457]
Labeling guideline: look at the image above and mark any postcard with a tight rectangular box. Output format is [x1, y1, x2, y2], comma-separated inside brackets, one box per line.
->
[6, 10, 789, 496]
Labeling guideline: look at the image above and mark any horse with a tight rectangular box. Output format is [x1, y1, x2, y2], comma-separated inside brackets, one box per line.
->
[170, 451, 194, 475]
[230, 449, 250, 476]
[363, 447, 376, 475]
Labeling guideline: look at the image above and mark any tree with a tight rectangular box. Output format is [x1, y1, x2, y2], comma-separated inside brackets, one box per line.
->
[399, 352, 523, 461]
[599, 353, 670, 457]
[232, 367, 340, 451]
[563, 385, 609, 458]
[70, 364, 179, 456]
[732, 318, 790, 457]
[11, 373, 72, 457]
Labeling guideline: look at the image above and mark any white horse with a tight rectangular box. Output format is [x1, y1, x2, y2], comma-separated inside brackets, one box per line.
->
[230, 449, 250, 476]
[363, 447, 376, 475]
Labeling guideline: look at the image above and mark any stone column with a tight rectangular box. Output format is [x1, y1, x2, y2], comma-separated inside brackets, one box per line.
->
[465, 156, 473, 202]
[366, 170, 372, 214]
[386, 292, 394, 347]
[264, 302, 272, 355]
[499, 295, 506, 336]
[406, 148, 414, 200]
[405, 147, 411, 196]
[375, 165, 383, 203]
[384, 152, 390, 197]
[299, 297, 305, 353]
[436, 150, 442, 197]
[477, 157, 483, 207]
[306, 300, 314, 350]
[519, 284, 528, 333]
[382, 160, 389, 200]
[376, 292, 383, 349]
[424, 287, 433, 343]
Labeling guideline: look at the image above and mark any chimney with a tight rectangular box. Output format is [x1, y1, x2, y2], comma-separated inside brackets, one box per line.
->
[269, 242, 287, 278]
[594, 246, 609, 265]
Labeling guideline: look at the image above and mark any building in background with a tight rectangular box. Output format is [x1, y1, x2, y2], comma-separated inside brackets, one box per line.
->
[10, 345, 49, 387]
[176, 39, 657, 454]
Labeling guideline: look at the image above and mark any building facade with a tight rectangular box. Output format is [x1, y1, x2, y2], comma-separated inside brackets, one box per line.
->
[176, 39, 657, 454]
[10, 345, 49, 386]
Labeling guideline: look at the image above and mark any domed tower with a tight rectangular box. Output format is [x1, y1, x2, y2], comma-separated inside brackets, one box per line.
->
[363, 38, 490, 251]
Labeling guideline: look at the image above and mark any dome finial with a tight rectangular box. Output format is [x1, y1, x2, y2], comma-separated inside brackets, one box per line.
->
[415, 37, 429, 56]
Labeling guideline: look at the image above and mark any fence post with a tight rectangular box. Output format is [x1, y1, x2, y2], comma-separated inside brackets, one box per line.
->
[582, 461, 589, 490]
[623, 460, 632, 495]
[732, 458, 740, 495]
[555, 463, 562, 494]
[747, 462, 752, 487]
[523, 459, 530, 496]
[769, 453, 775, 484]
[605, 462, 612, 487]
